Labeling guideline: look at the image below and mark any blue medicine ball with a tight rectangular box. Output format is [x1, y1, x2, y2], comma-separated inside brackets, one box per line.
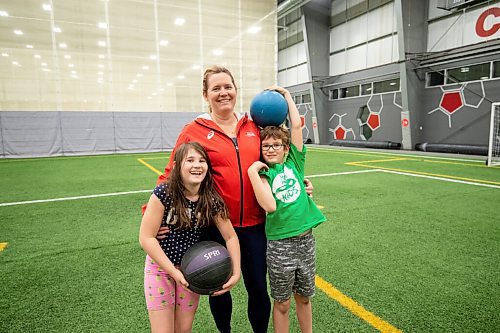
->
[250, 90, 288, 127]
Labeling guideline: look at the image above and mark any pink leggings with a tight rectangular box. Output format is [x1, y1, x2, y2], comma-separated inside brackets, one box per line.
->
[144, 255, 200, 312]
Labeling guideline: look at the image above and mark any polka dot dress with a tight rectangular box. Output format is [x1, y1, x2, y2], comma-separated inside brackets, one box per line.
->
[153, 184, 209, 265]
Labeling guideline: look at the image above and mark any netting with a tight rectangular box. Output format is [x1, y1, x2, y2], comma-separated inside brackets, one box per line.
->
[487, 103, 500, 166]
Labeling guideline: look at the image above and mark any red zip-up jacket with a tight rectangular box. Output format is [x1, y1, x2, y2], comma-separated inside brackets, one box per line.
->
[157, 113, 266, 228]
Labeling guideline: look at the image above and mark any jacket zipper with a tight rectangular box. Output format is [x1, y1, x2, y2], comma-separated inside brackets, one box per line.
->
[232, 139, 244, 227]
[198, 121, 245, 227]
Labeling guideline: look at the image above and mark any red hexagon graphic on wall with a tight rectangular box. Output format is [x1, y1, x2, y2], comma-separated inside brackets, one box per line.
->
[428, 82, 485, 128]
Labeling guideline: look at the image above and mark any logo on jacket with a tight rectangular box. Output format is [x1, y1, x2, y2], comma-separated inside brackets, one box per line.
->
[207, 130, 215, 140]
[246, 131, 256, 137]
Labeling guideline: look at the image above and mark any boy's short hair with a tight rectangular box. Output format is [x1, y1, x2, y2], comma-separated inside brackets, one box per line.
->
[260, 126, 290, 146]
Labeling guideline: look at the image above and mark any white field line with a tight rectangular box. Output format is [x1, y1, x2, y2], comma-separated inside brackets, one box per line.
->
[0, 189, 151, 207]
[1, 168, 497, 207]
[380, 169, 500, 189]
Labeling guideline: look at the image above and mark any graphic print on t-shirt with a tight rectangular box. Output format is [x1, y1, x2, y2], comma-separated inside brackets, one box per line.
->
[271, 166, 300, 203]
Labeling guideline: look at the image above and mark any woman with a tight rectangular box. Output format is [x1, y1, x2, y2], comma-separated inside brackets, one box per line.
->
[156, 65, 313, 332]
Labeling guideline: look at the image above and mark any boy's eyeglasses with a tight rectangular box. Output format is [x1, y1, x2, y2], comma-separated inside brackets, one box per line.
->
[262, 144, 284, 151]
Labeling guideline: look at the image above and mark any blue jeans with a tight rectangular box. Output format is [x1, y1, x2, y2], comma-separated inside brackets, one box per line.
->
[208, 223, 271, 333]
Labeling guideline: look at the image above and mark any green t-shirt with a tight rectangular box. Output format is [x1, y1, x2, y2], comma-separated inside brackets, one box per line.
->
[260, 144, 326, 240]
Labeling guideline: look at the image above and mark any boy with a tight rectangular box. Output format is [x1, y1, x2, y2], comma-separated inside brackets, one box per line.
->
[248, 86, 326, 333]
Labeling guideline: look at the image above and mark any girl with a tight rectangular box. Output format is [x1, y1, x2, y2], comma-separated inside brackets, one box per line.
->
[139, 142, 241, 333]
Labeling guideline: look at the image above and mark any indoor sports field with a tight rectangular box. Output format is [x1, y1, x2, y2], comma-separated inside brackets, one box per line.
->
[1, 146, 499, 332]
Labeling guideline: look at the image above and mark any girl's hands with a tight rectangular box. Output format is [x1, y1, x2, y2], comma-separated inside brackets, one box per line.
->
[170, 267, 189, 288]
[210, 271, 241, 296]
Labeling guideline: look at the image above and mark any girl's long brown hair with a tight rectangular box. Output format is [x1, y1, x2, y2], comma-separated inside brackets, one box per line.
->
[165, 142, 229, 229]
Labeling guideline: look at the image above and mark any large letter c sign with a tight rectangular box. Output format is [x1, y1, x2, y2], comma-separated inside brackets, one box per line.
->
[475, 7, 500, 38]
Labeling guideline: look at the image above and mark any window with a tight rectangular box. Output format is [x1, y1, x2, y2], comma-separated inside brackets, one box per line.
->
[302, 93, 311, 103]
[330, 89, 339, 100]
[427, 71, 445, 87]
[373, 78, 399, 93]
[340, 85, 360, 98]
[446, 62, 490, 84]
[361, 83, 372, 95]
[493, 61, 500, 78]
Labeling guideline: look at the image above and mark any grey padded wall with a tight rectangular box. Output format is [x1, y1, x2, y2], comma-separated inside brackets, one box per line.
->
[0, 111, 197, 158]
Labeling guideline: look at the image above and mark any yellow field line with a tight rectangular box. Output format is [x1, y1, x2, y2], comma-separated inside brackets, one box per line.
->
[350, 162, 500, 186]
[0, 242, 8, 251]
[140, 156, 170, 161]
[137, 158, 163, 176]
[316, 275, 402, 332]
[421, 159, 490, 168]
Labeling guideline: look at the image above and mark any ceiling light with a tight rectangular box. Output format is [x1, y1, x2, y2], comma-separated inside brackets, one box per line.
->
[149, 54, 157, 60]
[137, 73, 143, 77]
[71, 70, 77, 74]
[12, 61, 19, 66]
[59, 42, 67, 48]
[1, 53, 8, 57]
[41, 68, 50, 72]
[68, 63, 74, 68]
[191, 64, 200, 70]
[34, 54, 41, 59]
[98, 71, 103, 75]
[14, 29, 23, 35]
[212, 49, 223, 56]
[177, 75, 185, 79]
[174, 18, 185, 26]
[42, 4, 52, 11]
[247, 26, 261, 34]
[98, 64, 104, 68]
[167, 82, 173, 87]
[159, 40, 168, 46]
[98, 40, 106, 47]
[53, 27, 61, 33]
[142, 65, 149, 70]
[389, 82, 396, 86]
[98, 54, 105, 59]
[64, 54, 71, 59]
[26, 44, 33, 48]
[98, 22, 108, 29]
[460, 67, 469, 73]
[41, 62, 47, 66]
[0, 10, 9, 17]
[132, 79, 138, 83]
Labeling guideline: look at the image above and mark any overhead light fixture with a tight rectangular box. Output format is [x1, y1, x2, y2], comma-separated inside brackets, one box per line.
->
[174, 18, 185, 26]
[42, 4, 52, 11]
[0, 10, 9, 17]
[149, 54, 157, 60]
[12, 61, 19, 66]
[142, 65, 149, 70]
[177, 74, 185, 79]
[247, 26, 261, 34]
[26, 44, 33, 49]
[460, 67, 469, 73]
[212, 49, 223, 56]
[98, 22, 108, 29]
[68, 63, 74, 68]
[1, 53, 8, 57]
[389, 82, 396, 86]
[53, 27, 62, 33]
[59, 42, 67, 48]
[98, 64, 104, 68]
[64, 54, 71, 59]
[14, 29, 23, 35]
[98, 54, 105, 59]
[191, 64, 200, 70]
[159, 40, 168, 46]
[41, 62, 47, 67]
[34, 54, 41, 59]
[98, 40, 106, 47]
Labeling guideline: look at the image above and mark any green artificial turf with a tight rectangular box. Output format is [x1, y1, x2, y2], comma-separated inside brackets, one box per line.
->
[1, 148, 499, 332]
